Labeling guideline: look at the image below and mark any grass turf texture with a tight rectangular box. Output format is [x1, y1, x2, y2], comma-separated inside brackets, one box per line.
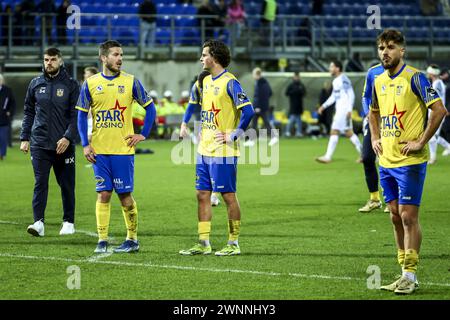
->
[0, 138, 449, 300]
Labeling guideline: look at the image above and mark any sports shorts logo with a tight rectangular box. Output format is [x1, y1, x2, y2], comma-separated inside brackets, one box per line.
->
[95, 175, 105, 187]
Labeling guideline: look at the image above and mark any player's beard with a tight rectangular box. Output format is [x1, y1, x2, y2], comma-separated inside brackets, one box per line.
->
[105, 61, 121, 74]
[45, 65, 60, 76]
[382, 56, 400, 70]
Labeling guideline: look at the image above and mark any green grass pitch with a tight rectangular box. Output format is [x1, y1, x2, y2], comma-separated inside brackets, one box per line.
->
[0, 138, 449, 300]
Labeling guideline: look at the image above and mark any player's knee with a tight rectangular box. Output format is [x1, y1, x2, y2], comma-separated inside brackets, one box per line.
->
[400, 212, 418, 228]
[221, 192, 238, 206]
[196, 190, 210, 202]
[97, 191, 112, 203]
[390, 212, 402, 225]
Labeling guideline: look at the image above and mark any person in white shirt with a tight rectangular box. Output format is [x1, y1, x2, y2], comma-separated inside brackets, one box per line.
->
[426, 64, 450, 164]
[316, 60, 362, 163]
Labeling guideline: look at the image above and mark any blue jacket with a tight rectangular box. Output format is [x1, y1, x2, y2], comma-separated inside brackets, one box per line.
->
[20, 67, 80, 150]
[253, 77, 272, 111]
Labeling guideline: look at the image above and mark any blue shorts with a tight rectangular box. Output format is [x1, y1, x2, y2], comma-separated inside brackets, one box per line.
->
[196, 154, 237, 193]
[93, 155, 134, 194]
[379, 162, 427, 206]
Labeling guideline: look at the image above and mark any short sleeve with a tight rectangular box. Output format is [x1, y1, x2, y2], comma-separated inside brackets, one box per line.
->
[132, 77, 152, 108]
[226, 79, 251, 109]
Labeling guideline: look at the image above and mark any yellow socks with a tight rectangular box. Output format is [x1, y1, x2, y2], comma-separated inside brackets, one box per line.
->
[397, 249, 405, 267]
[403, 249, 419, 273]
[122, 201, 138, 241]
[96, 201, 111, 241]
[198, 221, 211, 244]
[370, 191, 380, 201]
[228, 220, 241, 244]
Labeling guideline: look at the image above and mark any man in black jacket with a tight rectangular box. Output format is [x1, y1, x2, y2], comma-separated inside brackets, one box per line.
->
[285, 71, 306, 137]
[245, 67, 278, 146]
[20, 47, 79, 237]
[0, 74, 16, 159]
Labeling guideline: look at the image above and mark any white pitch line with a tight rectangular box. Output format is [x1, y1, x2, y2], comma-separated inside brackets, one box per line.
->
[1, 253, 450, 288]
[0, 220, 20, 225]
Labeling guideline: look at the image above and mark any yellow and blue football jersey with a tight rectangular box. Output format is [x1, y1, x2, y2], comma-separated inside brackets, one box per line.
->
[76, 71, 152, 155]
[198, 70, 251, 158]
[371, 64, 441, 168]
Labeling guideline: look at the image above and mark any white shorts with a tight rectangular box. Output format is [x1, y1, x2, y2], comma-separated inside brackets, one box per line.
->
[331, 114, 353, 133]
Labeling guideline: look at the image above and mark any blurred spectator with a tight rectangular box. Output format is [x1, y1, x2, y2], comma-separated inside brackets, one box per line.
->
[178, 90, 190, 109]
[56, 0, 70, 45]
[0, 74, 16, 159]
[346, 52, 364, 72]
[227, 0, 246, 39]
[260, 0, 277, 43]
[244, 67, 278, 147]
[37, 0, 56, 45]
[2, 5, 13, 46]
[21, 0, 36, 45]
[318, 80, 334, 135]
[197, 0, 217, 39]
[312, 0, 324, 15]
[285, 72, 306, 137]
[213, 0, 228, 40]
[420, 0, 440, 16]
[139, 0, 156, 47]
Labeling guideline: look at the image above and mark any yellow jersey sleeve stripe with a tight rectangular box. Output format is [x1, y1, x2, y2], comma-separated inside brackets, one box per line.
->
[236, 102, 251, 109]
[76, 106, 89, 112]
[142, 99, 153, 108]
[425, 97, 441, 108]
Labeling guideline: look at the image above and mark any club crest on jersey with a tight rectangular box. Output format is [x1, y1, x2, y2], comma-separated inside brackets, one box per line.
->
[396, 85, 402, 96]
[381, 104, 406, 138]
[118, 85, 125, 94]
[96, 85, 103, 91]
[214, 87, 220, 96]
[57, 89, 64, 97]
[381, 85, 386, 93]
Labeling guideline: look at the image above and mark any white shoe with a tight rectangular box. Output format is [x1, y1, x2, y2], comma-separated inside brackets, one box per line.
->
[443, 148, 450, 156]
[59, 222, 75, 235]
[243, 140, 255, 147]
[315, 156, 331, 164]
[268, 136, 279, 146]
[27, 220, 44, 237]
[211, 193, 220, 207]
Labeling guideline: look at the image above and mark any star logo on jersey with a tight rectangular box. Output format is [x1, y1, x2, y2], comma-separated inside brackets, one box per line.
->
[207, 102, 221, 126]
[109, 99, 127, 122]
[389, 104, 406, 130]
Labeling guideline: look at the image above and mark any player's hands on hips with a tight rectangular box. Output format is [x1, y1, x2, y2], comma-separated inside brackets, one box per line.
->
[399, 140, 424, 156]
[318, 105, 325, 115]
[371, 138, 383, 156]
[20, 141, 30, 153]
[215, 132, 232, 144]
[83, 145, 97, 163]
[56, 137, 70, 154]
[179, 122, 189, 139]
[125, 134, 145, 147]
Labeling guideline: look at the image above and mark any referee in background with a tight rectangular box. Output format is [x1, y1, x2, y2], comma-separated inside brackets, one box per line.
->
[20, 48, 80, 237]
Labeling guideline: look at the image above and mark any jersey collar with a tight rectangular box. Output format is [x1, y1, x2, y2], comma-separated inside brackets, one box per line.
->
[388, 63, 406, 80]
[101, 72, 120, 80]
[212, 69, 227, 81]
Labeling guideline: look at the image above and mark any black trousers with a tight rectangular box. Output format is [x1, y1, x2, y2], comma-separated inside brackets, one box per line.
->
[362, 118, 378, 193]
[251, 110, 274, 137]
[31, 146, 75, 223]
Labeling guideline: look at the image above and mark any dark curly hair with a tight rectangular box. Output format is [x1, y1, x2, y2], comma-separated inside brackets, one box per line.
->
[377, 29, 406, 47]
[202, 39, 231, 68]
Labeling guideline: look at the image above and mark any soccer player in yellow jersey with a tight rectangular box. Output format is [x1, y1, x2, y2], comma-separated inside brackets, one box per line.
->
[76, 40, 156, 253]
[179, 40, 255, 256]
[369, 30, 447, 294]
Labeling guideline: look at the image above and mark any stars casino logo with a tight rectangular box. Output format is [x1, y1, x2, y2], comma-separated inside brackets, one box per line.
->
[95, 99, 127, 129]
[201, 102, 221, 130]
[381, 104, 406, 138]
